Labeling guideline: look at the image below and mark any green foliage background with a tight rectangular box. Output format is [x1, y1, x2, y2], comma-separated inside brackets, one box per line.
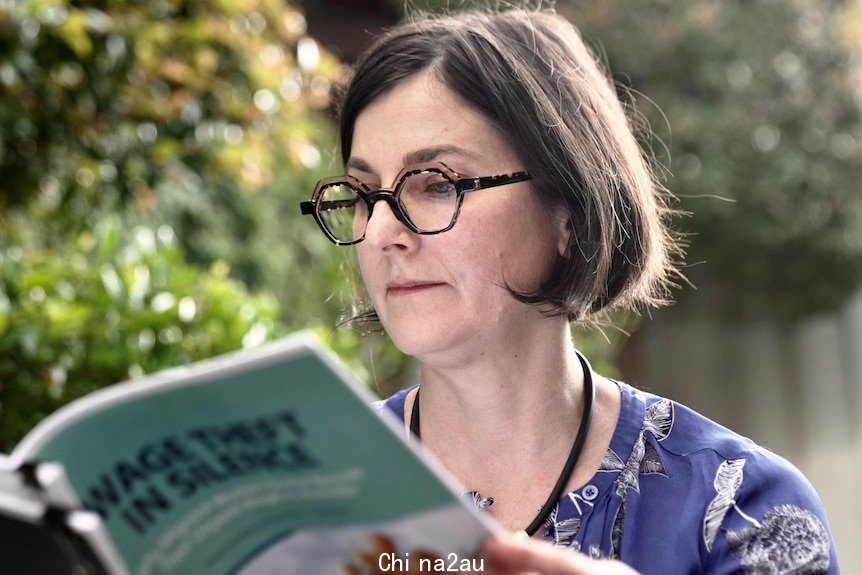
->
[0, 214, 281, 448]
[0, 0, 406, 451]
[2, 0, 861, 450]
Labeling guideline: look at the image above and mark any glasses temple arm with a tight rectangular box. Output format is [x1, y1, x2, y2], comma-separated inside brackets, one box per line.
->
[458, 171, 531, 192]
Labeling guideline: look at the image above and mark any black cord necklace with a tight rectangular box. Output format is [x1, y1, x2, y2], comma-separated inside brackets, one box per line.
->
[409, 351, 595, 536]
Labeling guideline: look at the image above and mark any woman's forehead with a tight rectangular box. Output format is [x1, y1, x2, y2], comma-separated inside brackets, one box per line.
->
[349, 73, 520, 174]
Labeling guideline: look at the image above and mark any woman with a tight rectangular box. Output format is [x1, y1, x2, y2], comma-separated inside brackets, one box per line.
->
[300, 7, 838, 574]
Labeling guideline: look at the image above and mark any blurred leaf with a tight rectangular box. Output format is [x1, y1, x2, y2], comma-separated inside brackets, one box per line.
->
[52, 8, 92, 58]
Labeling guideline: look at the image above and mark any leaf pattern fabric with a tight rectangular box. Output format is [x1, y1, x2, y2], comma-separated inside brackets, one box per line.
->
[704, 458, 746, 551]
[543, 505, 582, 547]
[381, 381, 839, 573]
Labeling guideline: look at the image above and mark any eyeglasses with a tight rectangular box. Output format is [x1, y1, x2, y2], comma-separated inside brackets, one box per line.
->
[300, 162, 531, 245]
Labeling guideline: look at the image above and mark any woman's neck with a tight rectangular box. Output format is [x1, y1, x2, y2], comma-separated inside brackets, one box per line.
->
[405, 319, 611, 532]
[413, 319, 585, 467]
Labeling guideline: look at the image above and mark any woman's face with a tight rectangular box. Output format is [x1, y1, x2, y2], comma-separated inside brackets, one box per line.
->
[350, 72, 566, 363]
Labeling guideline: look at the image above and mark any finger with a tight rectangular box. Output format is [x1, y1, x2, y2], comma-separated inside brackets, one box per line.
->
[484, 535, 590, 575]
[483, 535, 639, 575]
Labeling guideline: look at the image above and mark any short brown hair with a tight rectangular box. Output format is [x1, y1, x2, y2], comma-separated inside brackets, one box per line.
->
[339, 8, 681, 321]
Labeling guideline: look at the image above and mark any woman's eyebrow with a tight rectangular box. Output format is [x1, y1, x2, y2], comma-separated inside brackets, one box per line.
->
[345, 157, 374, 173]
[403, 145, 481, 165]
[346, 146, 481, 175]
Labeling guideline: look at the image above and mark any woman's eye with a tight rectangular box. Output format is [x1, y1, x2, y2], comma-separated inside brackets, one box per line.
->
[427, 181, 456, 195]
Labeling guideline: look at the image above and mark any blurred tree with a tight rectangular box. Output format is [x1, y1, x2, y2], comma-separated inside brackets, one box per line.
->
[0, 0, 339, 288]
[562, 0, 862, 318]
[0, 0, 408, 448]
[0, 214, 282, 451]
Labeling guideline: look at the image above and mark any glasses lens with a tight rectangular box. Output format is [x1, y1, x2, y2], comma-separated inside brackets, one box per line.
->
[318, 183, 365, 242]
[399, 170, 459, 232]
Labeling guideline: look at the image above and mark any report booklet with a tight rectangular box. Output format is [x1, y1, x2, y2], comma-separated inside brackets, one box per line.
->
[0, 332, 494, 574]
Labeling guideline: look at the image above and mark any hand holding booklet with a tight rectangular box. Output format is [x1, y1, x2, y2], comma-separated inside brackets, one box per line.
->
[0, 332, 494, 574]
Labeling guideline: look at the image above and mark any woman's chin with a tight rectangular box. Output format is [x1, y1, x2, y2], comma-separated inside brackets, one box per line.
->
[383, 322, 463, 361]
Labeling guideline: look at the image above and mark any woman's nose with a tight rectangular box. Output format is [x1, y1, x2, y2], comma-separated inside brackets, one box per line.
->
[362, 197, 417, 251]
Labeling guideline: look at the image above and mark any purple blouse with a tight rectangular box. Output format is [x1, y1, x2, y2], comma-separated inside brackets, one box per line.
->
[380, 381, 839, 574]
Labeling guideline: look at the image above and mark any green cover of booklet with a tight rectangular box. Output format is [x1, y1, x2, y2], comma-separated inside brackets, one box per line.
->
[0, 332, 494, 574]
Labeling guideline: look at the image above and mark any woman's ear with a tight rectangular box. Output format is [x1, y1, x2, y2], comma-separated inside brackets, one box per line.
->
[554, 210, 572, 257]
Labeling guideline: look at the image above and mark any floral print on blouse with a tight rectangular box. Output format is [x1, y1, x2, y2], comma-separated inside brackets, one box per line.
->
[380, 382, 839, 574]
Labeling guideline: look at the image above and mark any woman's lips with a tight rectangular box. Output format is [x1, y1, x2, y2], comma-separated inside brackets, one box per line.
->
[386, 281, 444, 296]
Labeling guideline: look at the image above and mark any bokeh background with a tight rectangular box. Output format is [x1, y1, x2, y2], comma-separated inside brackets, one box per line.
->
[2, 0, 860, 570]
